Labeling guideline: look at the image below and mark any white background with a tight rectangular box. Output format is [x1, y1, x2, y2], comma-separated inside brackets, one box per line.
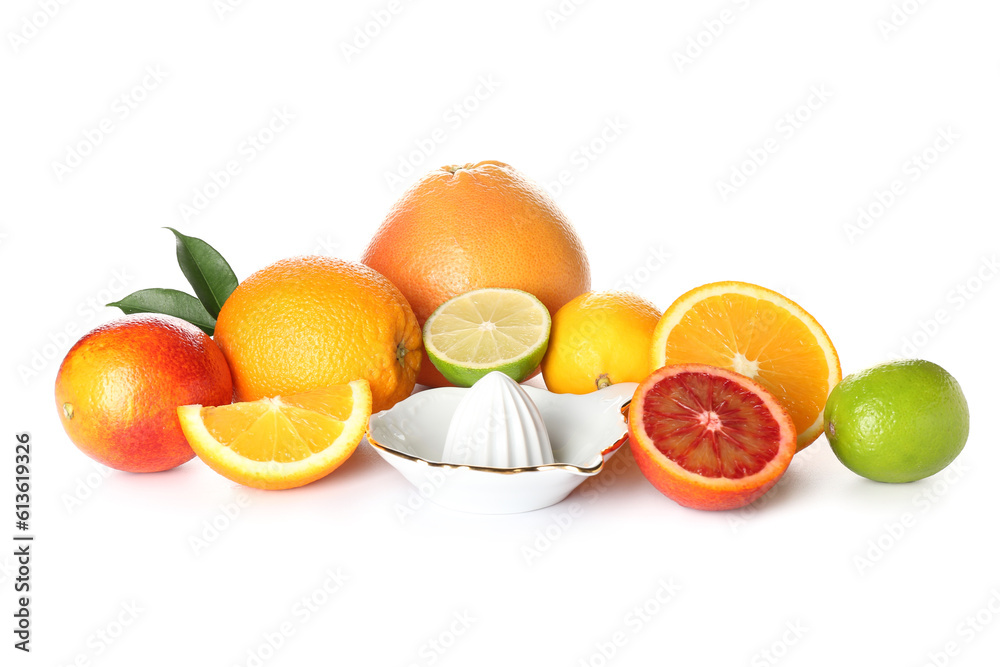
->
[2, 1, 999, 665]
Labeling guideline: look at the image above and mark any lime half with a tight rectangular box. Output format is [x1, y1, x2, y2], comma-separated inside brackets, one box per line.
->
[423, 288, 551, 387]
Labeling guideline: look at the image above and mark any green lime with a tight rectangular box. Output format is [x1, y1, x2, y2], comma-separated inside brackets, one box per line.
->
[423, 288, 551, 387]
[823, 359, 969, 483]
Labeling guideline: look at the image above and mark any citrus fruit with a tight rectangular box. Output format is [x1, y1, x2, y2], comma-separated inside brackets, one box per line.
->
[541, 291, 660, 394]
[423, 288, 551, 387]
[54, 314, 233, 473]
[628, 364, 797, 510]
[361, 160, 591, 387]
[178, 381, 371, 490]
[824, 360, 969, 483]
[650, 281, 840, 451]
[213, 256, 421, 413]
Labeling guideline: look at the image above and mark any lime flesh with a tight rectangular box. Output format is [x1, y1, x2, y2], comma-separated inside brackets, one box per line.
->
[823, 359, 969, 483]
[423, 288, 551, 387]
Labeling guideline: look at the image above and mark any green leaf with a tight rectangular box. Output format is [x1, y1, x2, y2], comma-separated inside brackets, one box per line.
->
[165, 227, 238, 319]
[108, 289, 217, 336]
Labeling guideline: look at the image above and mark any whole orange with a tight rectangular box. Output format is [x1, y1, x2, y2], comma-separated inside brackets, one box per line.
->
[54, 314, 233, 473]
[213, 256, 422, 412]
[541, 291, 660, 394]
[361, 160, 591, 386]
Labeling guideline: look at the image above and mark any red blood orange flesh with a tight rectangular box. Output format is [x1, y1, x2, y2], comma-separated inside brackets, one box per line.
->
[628, 364, 797, 510]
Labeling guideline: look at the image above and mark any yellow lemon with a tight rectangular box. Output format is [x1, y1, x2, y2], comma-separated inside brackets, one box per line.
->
[541, 291, 660, 394]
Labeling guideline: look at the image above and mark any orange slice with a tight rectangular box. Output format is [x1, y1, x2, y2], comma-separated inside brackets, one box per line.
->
[650, 282, 840, 450]
[177, 381, 372, 490]
[629, 364, 797, 510]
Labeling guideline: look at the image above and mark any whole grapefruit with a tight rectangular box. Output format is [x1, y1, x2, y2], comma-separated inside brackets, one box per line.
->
[213, 256, 422, 412]
[361, 160, 591, 386]
[54, 314, 233, 473]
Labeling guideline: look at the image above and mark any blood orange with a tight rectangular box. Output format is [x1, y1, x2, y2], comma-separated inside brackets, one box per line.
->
[55, 314, 233, 473]
[628, 364, 797, 511]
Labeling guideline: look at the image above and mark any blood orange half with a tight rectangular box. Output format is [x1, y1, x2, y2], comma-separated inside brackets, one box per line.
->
[628, 364, 797, 511]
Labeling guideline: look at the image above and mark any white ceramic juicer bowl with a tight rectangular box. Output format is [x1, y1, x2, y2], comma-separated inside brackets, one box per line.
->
[366, 381, 637, 514]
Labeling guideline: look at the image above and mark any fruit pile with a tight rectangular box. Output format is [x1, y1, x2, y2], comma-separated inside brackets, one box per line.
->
[54, 161, 970, 511]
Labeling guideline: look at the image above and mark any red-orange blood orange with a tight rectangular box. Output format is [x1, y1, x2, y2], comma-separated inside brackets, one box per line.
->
[55, 314, 233, 473]
[628, 364, 797, 511]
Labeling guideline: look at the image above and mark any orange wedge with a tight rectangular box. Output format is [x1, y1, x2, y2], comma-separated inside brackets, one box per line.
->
[177, 380, 372, 490]
[650, 282, 840, 450]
